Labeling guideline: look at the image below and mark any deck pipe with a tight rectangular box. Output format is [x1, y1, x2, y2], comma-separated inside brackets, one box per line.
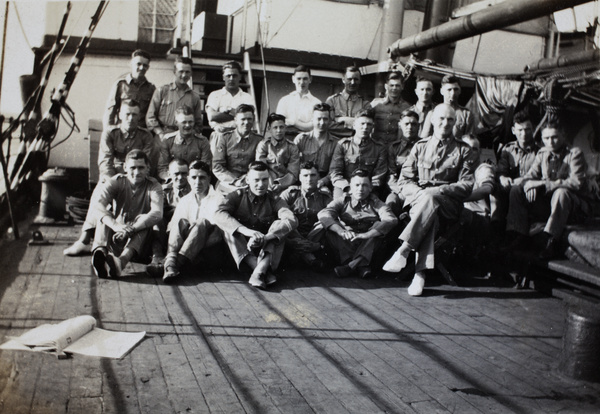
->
[526, 49, 600, 71]
[388, 0, 592, 59]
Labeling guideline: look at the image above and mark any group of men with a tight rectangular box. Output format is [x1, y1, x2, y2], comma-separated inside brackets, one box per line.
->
[63, 49, 591, 297]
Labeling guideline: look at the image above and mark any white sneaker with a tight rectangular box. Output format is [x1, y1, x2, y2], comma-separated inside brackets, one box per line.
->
[383, 249, 408, 273]
[63, 241, 92, 256]
[106, 253, 123, 278]
[407, 273, 426, 296]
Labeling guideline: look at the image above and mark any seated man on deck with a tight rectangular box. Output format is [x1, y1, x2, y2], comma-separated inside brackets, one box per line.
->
[256, 113, 300, 194]
[329, 109, 387, 199]
[459, 134, 496, 261]
[318, 169, 397, 279]
[293, 103, 339, 193]
[157, 105, 212, 182]
[491, 111, 539, 233]
[386, 109, 421, 215]
[280, 161, 333, 271]
[212, 104, 263, 194]
[146, 158, 192, 275]
[325, 66, 370, 138]
[64, 100, 156, 256]
[90, 149, 164, 278]
[205, 60, 255, 134]
[214, 161, 298, 290]
[504, 121, 590, 260]
[276, 65, 321, 139]
[162, 160, 222, 283]
[383, 104, 477, 296]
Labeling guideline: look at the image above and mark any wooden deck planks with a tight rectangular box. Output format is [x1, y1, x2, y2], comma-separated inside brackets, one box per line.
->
[1, 224, 600, 413]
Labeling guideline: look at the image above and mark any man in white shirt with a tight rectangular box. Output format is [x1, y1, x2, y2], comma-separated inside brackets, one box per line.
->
[162, 160, 222, 283]
[276, 65, 321, 139]
[205, 61, 255, 133]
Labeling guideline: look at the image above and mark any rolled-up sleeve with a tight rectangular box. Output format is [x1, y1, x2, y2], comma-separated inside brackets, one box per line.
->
[213, 191, 244, 235]
[133, 181, 164, 229]
[269, 198, 298, 240]
[318, 198, 344, 229]
[370, 198, 398, 235]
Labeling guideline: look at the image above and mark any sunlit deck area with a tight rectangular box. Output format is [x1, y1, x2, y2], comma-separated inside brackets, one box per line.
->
[1, 223, 599, 413]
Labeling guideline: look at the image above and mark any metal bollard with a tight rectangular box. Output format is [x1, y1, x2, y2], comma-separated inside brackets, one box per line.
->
[34, 168, 69, 224]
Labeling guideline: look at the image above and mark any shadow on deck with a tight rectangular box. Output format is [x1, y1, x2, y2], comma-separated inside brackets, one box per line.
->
[1, 223, 599, 413]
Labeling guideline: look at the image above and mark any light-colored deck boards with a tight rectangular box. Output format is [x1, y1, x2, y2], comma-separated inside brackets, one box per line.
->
[1, 224, 600, 414]
[285, 277, 486, 414]
[222, 277, 394, 414]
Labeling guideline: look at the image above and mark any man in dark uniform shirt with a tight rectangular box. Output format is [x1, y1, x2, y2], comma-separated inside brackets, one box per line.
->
[280, 161, 332, 270]
[214, 161, 298, 289]
[104, 49, 155, 129]
[325, 66, 370, 138]
[329, 109, 387, 199]
[319, 169, 397, 279]
[158, 105, 211, 182]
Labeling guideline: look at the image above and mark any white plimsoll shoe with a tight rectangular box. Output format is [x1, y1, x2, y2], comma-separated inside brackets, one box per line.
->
[106, 253, 123, 278]
[63, 241, 92, 256]
[382, 249, 408, 273]
[407, 273, 426, 296]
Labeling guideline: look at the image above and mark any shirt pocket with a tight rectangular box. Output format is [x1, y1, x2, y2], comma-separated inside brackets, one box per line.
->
[395, 155, 408, 168]
[361, 157, 377, 172]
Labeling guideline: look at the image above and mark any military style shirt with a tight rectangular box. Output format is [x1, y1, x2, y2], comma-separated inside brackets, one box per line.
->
[524, 146, 587, 194]
[329, 137, 388, 190]
[318, 193, 397, 236]
[98, 126, 155, 178]
[294, 131, 339, 186]
[212, 130, 263, 183]
[104, 74, 156, 128]
[326, 90, 370, 120]
[408, 102, 434, 137]
[387, 136, 418, 194]
[256, 137, 300, 188]
[369, 96, 411, 144]
[146, 81, 203, 134]
[399, 135, 476, 201]
[496, 141, 539, 180]
[158, 131, 212, 180]
[93, 174, 163, 230]
[214, 188, 298, 239]
[421, 105, 474, 139]
[280, 186, 332, 236]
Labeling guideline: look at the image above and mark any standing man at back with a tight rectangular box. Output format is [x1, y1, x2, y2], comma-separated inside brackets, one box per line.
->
[146, 56, 203, 141]
[370, 72, 410, 145]
[326, 66, 370, 138]
[206, 61, 255, 134]
[104, 49, 156, 130]
[276, 65, 321, 139]
[408, 77, 435, 137]
[421, 75, 473, 139]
